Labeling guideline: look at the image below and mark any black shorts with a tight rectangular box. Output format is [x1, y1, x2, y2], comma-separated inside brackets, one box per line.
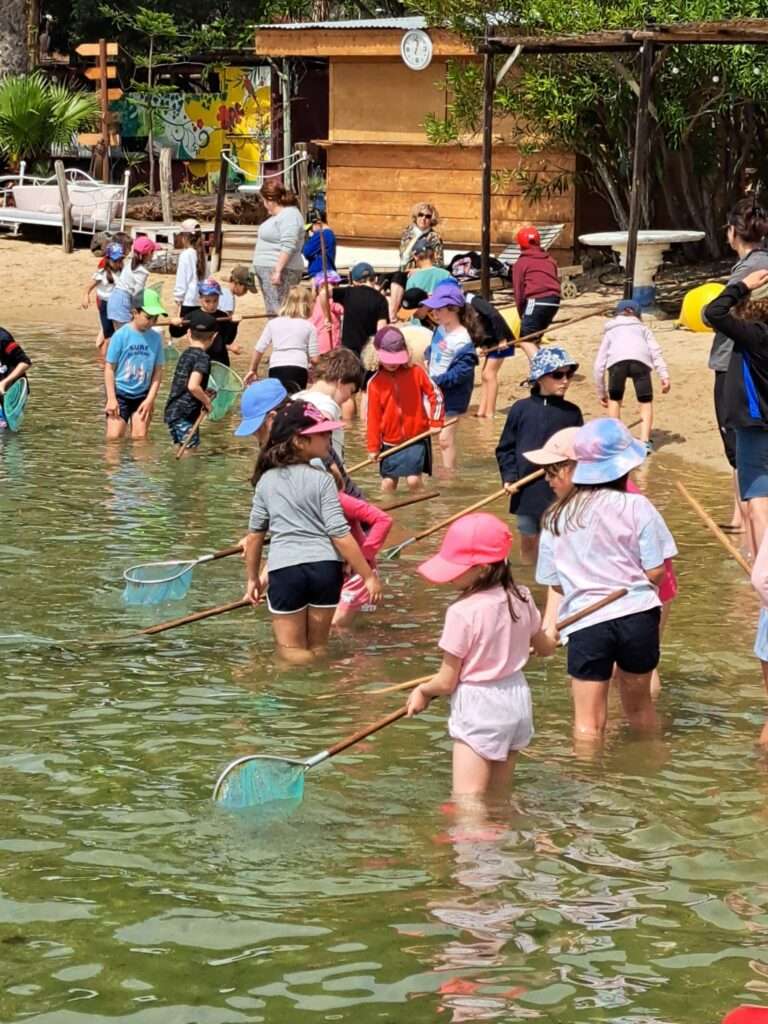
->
[268, 365, 308, 395]
[607, 360, 653, 403]
[267, 560, 344, 614]
[114, 391, 149, 422]
[567, 607, 661, 682]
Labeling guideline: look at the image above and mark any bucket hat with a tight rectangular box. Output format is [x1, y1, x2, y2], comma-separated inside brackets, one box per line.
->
[572, 418, 647, 485]
[524, 426, 580, 466]
[527, 346, 579, 383]
[373, 325, 409, 366]
[418, 513, 513, 584]
[234, 379, 288, 437]
[422, 281, 465, 310]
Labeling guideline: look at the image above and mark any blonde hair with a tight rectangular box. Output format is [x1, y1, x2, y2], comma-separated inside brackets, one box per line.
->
[410, 201, 440, 227]
[279, 284, 313, 319]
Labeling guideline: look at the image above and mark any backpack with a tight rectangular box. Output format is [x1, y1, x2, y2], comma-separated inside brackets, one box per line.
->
[448, 250, 507, 280]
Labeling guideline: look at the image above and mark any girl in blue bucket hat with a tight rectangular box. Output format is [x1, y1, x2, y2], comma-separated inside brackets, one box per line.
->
[496, 346, 583, 565]
[535, 417, 677, 744]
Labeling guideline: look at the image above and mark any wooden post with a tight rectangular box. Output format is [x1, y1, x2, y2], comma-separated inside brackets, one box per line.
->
[295, 143, 308, 213]
[54, 160, 73, 253]
[98, 38, 110, 182]
[480, 42, 495, 301]
[282, 59, 292, 188]
[159, 147, 173, 224]
[212, 147, 229, 273]
[623, 40, 655, 300]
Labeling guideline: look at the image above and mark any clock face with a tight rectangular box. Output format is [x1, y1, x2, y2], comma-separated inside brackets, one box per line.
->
[401, 29, 433, 71]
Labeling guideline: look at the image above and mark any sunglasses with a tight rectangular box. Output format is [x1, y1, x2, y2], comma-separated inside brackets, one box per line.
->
[416, 212, 433, 220]
[546, 368, 576, 380]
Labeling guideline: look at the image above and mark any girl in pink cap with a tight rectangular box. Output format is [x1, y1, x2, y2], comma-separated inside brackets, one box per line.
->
[406, 512, 556, 796]
[107, 235, 159, 330]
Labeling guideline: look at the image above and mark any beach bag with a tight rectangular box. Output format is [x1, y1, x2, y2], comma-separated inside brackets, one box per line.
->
[449, 251, 507, 281]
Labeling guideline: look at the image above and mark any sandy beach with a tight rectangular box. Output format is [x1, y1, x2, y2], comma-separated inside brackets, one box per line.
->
[1, 234, 726, 476]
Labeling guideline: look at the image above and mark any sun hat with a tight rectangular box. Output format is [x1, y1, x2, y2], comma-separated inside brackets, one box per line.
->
[312, 270, 342, 288]
[269, 400, 345, 444]
[418, 512, 513, 584]
[616, 298, 642, 318]
[234, 379, 288, 437]
[401, 287, 429, 311]
[422, 280, 465, 310]
[230, 265, 257, 292]
[527, 346, 579, 383]
[516, 226, 541, 248]
[105, 242, 124, 261]
[412, 236, 435, 257]
[722, 1008, 768, 1024]
[133, 236, 159, 256]
[572, 418, 647, 485]
[198, 277, 222, 297]
[180, 218, 201, 232]
[184, 308, 219, 333]
[523, 426, 580, 466]
[373, 325, 409, 366]
[350, 262, 375, 282]
[138, 287, 166, 317]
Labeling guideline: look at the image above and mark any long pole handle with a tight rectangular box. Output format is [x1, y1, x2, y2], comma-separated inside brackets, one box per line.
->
[138, 598, 251, 636]
[554, 588, 628, 631]
[379, 491, 440, 513]
[365, 673, 437, 697]
[347, 418, 458, 475]
[676, 480, 752, 576]
[482, 304, 611, 356]
[202, 544, 245, 563]
[324, 705, 408, 759]
[175, 410, 207, 459]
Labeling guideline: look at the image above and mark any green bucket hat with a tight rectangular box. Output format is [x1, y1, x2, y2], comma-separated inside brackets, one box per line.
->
[140, 287, 167, 317]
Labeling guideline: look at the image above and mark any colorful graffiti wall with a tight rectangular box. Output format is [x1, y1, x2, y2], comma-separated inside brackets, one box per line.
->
[117, 65, 271, 182]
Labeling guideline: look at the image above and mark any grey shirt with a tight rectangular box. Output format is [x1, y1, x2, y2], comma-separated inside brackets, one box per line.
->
[249, 463, 350, 571]
[252, 206, 305, 273]
[709, 246, 768, 371]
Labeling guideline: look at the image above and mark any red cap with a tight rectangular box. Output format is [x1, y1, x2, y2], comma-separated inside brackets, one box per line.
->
[418, 512, 513, 583]
[722, 1009, 768, 1024]
[516, 226, 541, 248]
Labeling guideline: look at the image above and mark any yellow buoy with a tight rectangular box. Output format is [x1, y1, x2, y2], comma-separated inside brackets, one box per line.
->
[678, 282, 725, 332]
[499, 305, 521, 339]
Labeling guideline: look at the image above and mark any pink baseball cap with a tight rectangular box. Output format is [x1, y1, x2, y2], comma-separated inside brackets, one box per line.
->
[269, 400, 344, 443]
[418, 512, 513, 583]
[133, 235, 159, 256]
[722, 1009, 768, 1024]
[374, 325, 409, 365]
[523, 426, 580, 466]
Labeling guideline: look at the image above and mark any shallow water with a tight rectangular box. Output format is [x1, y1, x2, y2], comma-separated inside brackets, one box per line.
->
[1, 327, 767, 1023]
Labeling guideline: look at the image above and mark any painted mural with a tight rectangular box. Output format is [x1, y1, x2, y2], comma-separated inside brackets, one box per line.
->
[116, 66, 271, 182]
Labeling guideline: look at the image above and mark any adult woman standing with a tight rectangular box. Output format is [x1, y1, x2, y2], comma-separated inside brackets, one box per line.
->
[707, 198, 768, 532]
[251, 181, 306, 317]
[388, 202, 444, 320]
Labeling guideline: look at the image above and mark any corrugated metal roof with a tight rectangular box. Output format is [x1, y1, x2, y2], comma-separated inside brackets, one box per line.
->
[256, 16, 427, 30]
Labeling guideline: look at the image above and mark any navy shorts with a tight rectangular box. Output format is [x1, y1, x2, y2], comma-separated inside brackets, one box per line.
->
[566, 607, 661, 682]
[379, 437, 432, 480]
[521, 296, 560, 337]
[608, 360, 653, 403]
[114, 391, 149, 423]
[267, 560, 344, 614]
[97, 298, 116, 340]
[168, 418, 200, 449]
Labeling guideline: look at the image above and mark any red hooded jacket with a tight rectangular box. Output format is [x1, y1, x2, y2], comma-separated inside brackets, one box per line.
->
[512, 245, 561, 314]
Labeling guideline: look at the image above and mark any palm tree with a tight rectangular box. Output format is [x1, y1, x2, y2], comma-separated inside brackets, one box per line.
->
[0, 71, 100, 171]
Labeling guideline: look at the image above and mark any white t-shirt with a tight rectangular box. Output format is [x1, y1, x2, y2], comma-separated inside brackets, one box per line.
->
[93, 267, 116, 301]
[427, 325, 472, 378]
[174, 247, 208, 307]
[218, 287, 236, 314]
[255, 317, 318, 370]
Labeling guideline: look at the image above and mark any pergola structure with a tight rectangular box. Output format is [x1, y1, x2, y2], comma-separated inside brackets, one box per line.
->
[477, 19, 768, 298]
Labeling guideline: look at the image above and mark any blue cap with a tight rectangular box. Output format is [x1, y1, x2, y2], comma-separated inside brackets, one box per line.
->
[105, 242, 124, 260]
[234, 379, 288, 437]
[350, 262, 375, 282]
[198, 276, 223, 297]
[528, 346, 579, 382]
[421, 280, 465, 309]
[616, 299, 642, 318]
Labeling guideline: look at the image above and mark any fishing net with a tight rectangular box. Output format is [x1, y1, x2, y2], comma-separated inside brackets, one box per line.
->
[122, 560, 195, 605]
[208, 361, 243, 422]
[213, 755, 306, 811]
[3, 378, 28, 432]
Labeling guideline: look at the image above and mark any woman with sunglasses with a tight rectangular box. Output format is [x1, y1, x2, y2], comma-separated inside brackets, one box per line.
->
[495, 347, 582, 565]
[388, 203, 444, 320]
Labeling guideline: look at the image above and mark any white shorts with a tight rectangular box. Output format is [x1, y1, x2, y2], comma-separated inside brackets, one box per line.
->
[755, 607, 768, 662]
[448, 671, 533, 762]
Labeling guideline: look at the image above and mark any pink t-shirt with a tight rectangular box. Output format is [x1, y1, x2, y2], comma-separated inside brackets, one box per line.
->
[439, 585, 541, 684]
[311, 296, 343, 354]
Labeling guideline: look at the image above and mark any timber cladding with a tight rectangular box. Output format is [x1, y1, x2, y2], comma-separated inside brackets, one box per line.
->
[326, 143, 575, 252]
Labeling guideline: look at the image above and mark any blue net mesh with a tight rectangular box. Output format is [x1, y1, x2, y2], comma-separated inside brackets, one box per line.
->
[122, 563, 194, 605]
[208, 362, 243, 422]
[3, 378, 28, 432]
[214, 756, 305, 811]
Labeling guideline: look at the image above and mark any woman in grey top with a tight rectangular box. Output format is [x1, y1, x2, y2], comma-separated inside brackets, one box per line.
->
[708, 198, 768, 532]
[245, 400, 383, 664]
[252, 180, 306, 316]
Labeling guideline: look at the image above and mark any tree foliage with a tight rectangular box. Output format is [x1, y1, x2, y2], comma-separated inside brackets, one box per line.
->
[0, 71, 99, 168]
[411, 0, 768, 255]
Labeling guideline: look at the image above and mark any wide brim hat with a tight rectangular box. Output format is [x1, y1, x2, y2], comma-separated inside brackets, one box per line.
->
[527, 346, 579, 383]
[524, 426, 580, 466]
[572, 418, 647, 485]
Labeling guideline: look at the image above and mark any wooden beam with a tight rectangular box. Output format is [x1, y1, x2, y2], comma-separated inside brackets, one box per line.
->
[98, 38, 110, 182]
[624, 41, 655, 300]
[54, 160, 73, 254]
[159, 147, 173, 225]
[254, 27, 474, 58]
[480, 43, 494, 300]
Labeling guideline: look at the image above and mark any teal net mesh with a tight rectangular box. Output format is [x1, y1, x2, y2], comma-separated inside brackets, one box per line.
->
[122, 562, 194, 605]
[208, 361, 243, 422]
[3, 378, 28, 432]
[214, 756, 305, 811]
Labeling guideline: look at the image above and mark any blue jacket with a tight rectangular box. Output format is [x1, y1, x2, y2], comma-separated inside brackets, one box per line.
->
[302, 228, 336, 276]
[424, 340, 478, 415]
[495, 393, 583, 519]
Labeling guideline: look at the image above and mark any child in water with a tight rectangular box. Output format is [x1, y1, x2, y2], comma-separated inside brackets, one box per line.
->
[107, 236, 159, 330]
[245, 400, 383, 663]
[406, 512, 555, 796]
[163, 309, 218, 454]
[0, 327, 31, 429]
[333, 487, 393, 627]
[82, 241, 124, 357]
[103, 289, 166, 441]
[535, 418, 677, 743]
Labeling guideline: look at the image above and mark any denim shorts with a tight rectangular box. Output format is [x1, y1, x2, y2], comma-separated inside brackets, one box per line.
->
[736, 428, 768, 500]
[567, 607, 661, 682]
[515, 512, 540, 536]
[267, 560, 344, 614]
[168, 418, 200, 449]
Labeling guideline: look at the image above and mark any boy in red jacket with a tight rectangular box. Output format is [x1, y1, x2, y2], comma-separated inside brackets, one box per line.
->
[366, 326, 444, 493]
[512, 226, 561, 352]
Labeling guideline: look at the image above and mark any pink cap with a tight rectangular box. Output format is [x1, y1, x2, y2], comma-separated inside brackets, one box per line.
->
[722, 1009, 768, 1024]
[523, 426, 580, 466]
[418, 512, 513, 583]
[374, 325, 409, 366]
[133, 235, 158, 256]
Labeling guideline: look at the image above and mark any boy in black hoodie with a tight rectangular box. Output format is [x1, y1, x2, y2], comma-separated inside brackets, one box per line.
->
[495, 345, 583, 563]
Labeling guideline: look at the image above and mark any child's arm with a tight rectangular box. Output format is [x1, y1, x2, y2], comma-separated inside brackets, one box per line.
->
[593, 332, 610, 404]
[644, 563, 666, 585]
[339, 492, 393, 561]
[137, 362, 164, 421]
[307, 323, 319, 365]
[643, 325, 670, 393]
[187, 370, 212, 413]
[365, 381, 381, 456]
[431, 349, 475, 391]
[752, 533, 768, 605]
[418, 365, 445, 426]
[406, 654, 461, 715]
[173, 253, 194, 309]
[332, 534, 383, 604]
[103, 361, 120, 417]
[531, 627, 558, 657]
[244, 530, 266, 604]
[244, 323, 272, 384]
[81, 279, 99, 309]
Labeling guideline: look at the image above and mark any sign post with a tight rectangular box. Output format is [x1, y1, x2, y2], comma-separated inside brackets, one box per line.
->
[76, 40, 121, 181]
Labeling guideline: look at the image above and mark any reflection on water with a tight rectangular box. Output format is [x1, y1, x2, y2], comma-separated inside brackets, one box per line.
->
[1, 327, 768, 1022]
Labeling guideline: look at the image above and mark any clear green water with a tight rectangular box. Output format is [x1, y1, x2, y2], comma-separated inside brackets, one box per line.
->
[2, 328, 768, 1023]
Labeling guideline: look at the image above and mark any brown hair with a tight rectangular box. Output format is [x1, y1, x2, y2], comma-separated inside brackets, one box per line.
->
[734, 298, 768, 321]
[260, 180, 299, 207]
[544, 476, 628, 536]
[727, 196, 768, 245]
[179, 230, 207, 279]
[457, 560, 527, 622]
[410, 201, 440, 227]
[313, 348, 364, 387]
